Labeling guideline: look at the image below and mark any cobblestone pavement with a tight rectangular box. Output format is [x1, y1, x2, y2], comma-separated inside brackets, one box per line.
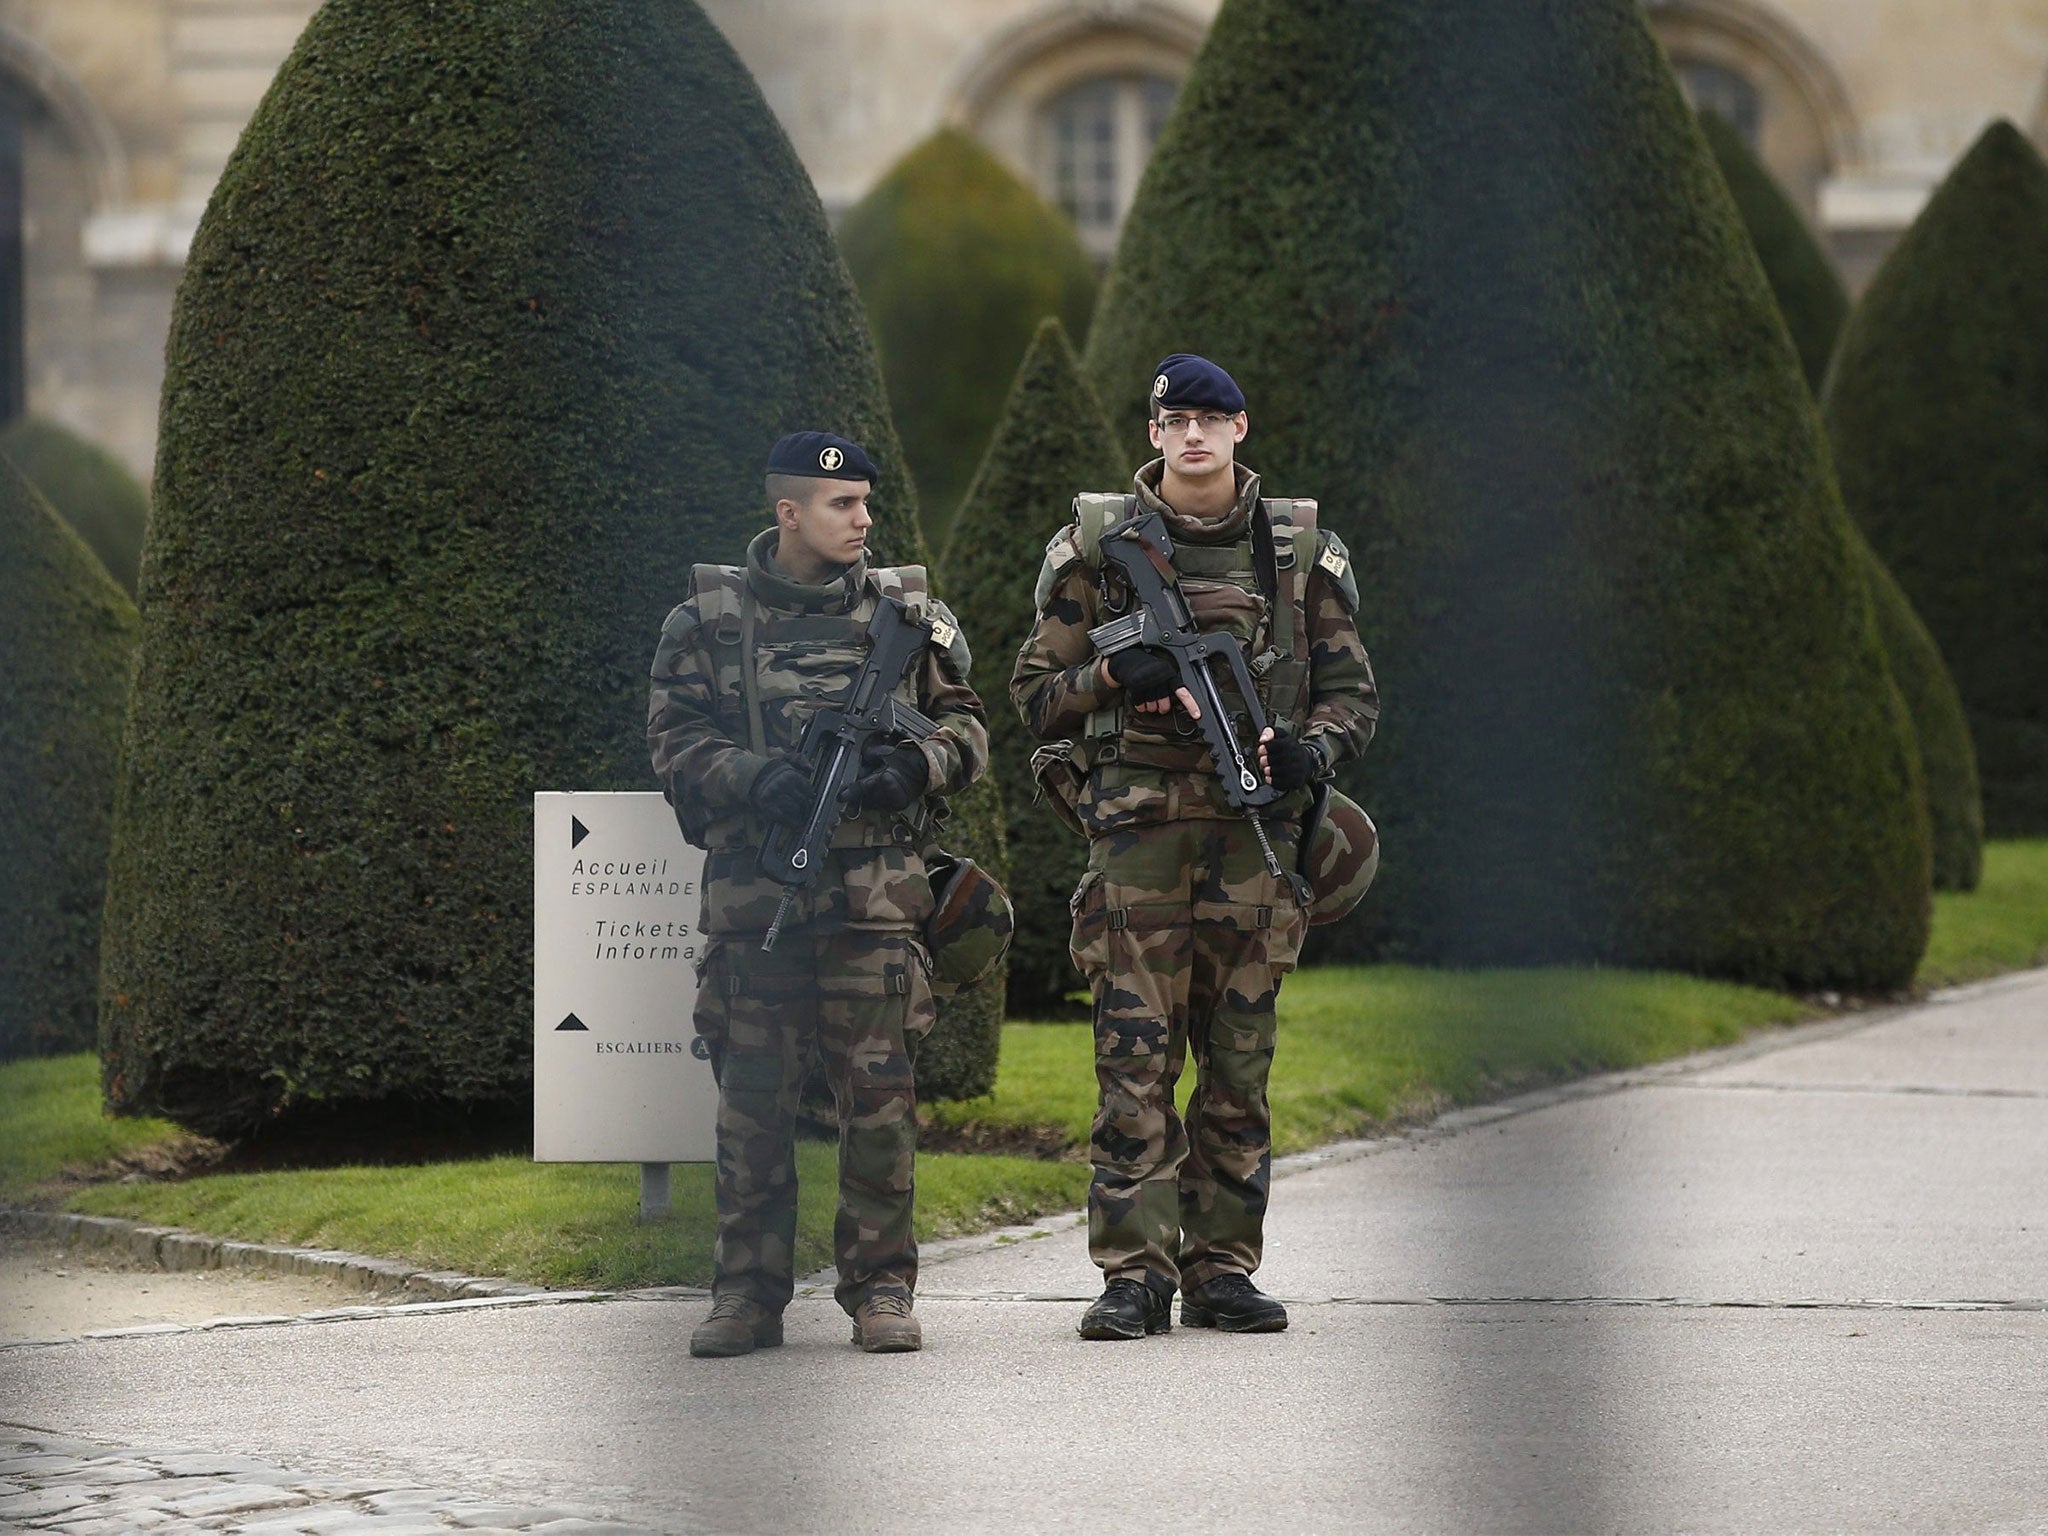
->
[0, 1432, 662, 1535]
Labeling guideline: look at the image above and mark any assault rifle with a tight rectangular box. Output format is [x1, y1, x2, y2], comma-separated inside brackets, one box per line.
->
[1087, 508, 1285, 877]
[759, 596, 937, 952]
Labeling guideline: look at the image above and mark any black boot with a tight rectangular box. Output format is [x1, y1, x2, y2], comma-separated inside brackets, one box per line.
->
[1179, 1272, 1288, 1333]
[1078, 1277, 1173, 1340]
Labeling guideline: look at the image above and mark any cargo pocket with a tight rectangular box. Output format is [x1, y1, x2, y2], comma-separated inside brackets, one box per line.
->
[1270, 871, 1310, 976]
[1068, 869, 1111, 985]
[692, 941, 731, 1062]
[904, 938, 939, 1043]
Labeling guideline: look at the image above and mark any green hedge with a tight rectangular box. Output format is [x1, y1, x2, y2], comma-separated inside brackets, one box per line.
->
[0, 418, 149, 596]
[1859, 537, 1983, 891]
[941, 319, 1128, 1010]
[1823, 122, 2048, 836]
[1697, 112, 1849, 395]
[839, 130, 1099, 545]
[1084, 0, 1931, 988]
[99, 0, 960, 1135]
[0, 459, 138, 1058]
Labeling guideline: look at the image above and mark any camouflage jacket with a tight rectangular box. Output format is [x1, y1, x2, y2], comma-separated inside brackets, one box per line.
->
[1011, 460, 1377, 836]
[648, 527, 989, 935]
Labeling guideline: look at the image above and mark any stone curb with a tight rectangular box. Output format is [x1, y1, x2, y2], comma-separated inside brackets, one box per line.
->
[0, 1209, 546, 1303]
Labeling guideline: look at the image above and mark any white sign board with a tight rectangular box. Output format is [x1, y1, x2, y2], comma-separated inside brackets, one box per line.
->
[533, 792, 716, 1162]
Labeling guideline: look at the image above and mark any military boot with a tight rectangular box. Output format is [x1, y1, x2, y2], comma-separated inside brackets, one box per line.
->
[851, 1292, 923, 1353]
[1078, 1277, 1172, 1340]
[1179, 1272, 1288, 1333]
[690, 1295, 783, 1358]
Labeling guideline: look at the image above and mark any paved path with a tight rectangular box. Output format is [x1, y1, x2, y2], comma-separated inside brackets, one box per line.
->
[4, 970, 2045, 1532]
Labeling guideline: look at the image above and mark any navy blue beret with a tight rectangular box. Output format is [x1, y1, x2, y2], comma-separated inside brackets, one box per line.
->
[1150, 353, 1246, 414]
[766, 431, 878, 483]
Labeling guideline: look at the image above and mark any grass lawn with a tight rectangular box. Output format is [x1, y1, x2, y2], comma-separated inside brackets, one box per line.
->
[934, 966, 1812, 1154]
[62, 1135, 1089, 1292]
[0, 1054, 194, 1206]
[8, 838, 2045, 1291]
[1917, 839, 2048, 988]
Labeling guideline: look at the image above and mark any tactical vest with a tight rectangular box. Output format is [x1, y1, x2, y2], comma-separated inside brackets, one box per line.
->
[1070, 492, 1321, 775]
[687, 560, 946, 856]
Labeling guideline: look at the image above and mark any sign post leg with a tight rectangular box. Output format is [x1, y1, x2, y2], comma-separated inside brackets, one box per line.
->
[639, 1162, 671, 1222]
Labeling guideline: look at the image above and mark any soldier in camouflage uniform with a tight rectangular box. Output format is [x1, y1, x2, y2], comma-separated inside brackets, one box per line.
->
[1011, 356, 1378, 1340]
[648, 431, 989, 1358]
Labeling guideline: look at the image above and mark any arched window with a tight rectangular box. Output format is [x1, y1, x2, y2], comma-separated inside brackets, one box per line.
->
[949, 6, 1202, 260]
[1039, 73, 1178, 256]
[1676, 58, 1763, 146]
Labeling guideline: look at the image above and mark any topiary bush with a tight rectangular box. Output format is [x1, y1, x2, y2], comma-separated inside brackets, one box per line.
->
[839, 129, 1100, 545]
[99, 0, 985, 1135]
[1698, 111, 1849, 396]
[1858, 537, 1983, 891]
[1823, 121, 2048, 836]
[0, 417, 150, 596]
[1084, 0, 1931, 988]
[942, 319, 1128, 1012]
[1, 458, 138, 1058]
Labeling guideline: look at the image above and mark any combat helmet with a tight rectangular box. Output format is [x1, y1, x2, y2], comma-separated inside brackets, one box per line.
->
[923, 853, 1015, 996]
[1298, 782, 1379, 926]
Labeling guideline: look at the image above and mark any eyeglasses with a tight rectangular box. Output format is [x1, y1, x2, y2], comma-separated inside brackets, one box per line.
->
[1156, 411, 1238, 435]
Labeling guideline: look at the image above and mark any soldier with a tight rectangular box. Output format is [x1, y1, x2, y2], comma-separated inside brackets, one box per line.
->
[649, 431, 989, 1358]
[1012, 354, 1378, 1340]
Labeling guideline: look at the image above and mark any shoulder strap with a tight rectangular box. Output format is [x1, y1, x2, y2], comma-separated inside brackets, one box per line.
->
[1259, 500, 1309, 661]
[737, 582, 767, 756]
[690, 563, 743, 628]
[869, 563, 933, 625]
[691, 563, 767, 756]
[1074, 493, 1138, 565]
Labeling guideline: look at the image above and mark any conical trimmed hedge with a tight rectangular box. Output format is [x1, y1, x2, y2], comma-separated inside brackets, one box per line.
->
[1698, 112, 1849, 394]
[942, 319, 1127, 1010]
[101, 0, 947, 1135]
[1, 458, 138, 1058]
[839, 130, 1099, 543]
[1858, 538, 1983, 891]
[0, 417, 149, 596]
[1824, 121, 2048, 835]
[1085, 0, 1931, 987]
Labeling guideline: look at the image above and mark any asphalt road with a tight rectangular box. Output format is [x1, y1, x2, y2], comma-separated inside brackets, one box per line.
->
[6, 969, 2045, 1533]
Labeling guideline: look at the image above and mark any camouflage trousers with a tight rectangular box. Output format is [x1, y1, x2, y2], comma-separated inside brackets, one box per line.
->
[693, 929, 935, 1316]
[1069, 817, 1307, 1293]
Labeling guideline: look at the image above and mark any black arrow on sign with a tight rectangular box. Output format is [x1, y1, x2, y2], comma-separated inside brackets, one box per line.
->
[571, 817, 591, 849]
[556, 1013, 590, 1032]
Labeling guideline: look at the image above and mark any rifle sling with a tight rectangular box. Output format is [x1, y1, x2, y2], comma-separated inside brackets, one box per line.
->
[738, 580, 769, 759]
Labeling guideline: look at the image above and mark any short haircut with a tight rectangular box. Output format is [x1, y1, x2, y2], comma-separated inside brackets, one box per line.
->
[766, 472, 822, 511]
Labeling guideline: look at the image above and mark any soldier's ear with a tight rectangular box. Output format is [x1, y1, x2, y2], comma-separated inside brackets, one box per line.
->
[1233, 413, 1249, 444]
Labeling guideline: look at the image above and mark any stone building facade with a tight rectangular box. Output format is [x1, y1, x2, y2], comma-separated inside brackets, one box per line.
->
[5, 0, 2046, 480]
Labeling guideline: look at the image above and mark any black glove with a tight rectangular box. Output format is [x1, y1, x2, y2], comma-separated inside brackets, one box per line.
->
[850, 740, 929, 815]
[1104, 647, 1180, 706]
[750, 759, 813, 828]
[1261, 727, 1320, 793]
